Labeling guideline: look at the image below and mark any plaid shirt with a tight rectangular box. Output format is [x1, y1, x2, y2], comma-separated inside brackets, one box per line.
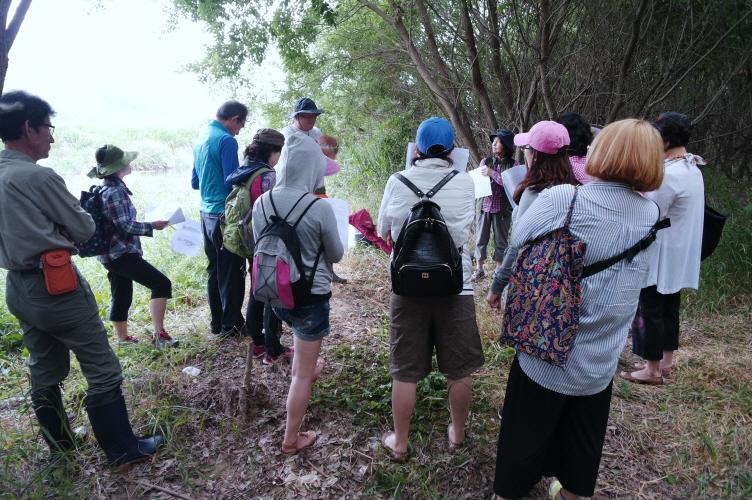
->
[481, 156, 519, 214]
[96, 177, 153, 264]
[569, 155, 591, 184]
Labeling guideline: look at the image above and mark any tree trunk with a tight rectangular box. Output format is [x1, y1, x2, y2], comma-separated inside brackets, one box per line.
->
[460, 0, 497, 133]
[0, 0, 33, 95]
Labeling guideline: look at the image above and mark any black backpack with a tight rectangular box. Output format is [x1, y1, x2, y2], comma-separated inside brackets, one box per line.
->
[74, 185, 110, 258]
[390, 170, 464, 296]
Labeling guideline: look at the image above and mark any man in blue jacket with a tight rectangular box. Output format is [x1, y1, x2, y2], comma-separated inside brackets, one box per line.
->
[191, 100, 248, 338]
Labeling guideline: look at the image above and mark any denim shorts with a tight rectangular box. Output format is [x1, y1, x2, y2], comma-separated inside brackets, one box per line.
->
[272, 301, 331, 342]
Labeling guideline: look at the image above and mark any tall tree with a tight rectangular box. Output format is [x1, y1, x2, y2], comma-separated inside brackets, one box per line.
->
[0, 0, 32, 95]
[171, 0, 752, 177]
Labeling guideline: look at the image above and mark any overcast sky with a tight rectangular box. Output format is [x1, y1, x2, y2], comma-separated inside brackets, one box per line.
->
[4, 0, 246, 128]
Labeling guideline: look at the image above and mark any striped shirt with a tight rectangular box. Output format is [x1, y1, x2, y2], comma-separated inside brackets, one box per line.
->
[96, 177, 153, 264]
[510, 182, 659, 395]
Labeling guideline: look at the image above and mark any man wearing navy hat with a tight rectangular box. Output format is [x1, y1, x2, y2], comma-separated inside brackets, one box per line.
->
[471, 129, 519, 282]
[282, 97, 325, 140]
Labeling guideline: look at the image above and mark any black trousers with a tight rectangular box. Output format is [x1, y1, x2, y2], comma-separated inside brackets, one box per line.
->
[632, 285, 681, 361]
[245, 295, 284, 356]
[103, 252, 172, 322]
[201, 212, 246, 333]
[494, 357, 612, 499]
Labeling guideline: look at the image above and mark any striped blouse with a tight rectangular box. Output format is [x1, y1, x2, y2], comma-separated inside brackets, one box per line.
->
[510, 182, 659, 395]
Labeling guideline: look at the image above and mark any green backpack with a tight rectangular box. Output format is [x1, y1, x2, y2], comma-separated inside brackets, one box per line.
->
[221, 167, 271, 258]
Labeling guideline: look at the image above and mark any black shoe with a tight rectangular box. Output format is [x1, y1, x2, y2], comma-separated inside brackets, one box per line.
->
[86, 388, 164, 471]
[32, 385, 75, 454]
[498, 407, 503, 421]
[332, 272, 347, 284]
[218, 327, 243, 340]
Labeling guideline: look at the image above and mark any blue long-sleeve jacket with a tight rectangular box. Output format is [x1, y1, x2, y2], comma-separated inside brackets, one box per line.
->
[191, 120, 240, 214]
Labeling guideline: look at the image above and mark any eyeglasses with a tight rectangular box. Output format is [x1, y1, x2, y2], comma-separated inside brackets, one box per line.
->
[323, 144, 339, 153]
[40, 123, 55, 137]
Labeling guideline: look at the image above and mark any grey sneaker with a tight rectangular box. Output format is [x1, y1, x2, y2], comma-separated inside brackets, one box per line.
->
[470, 268, 485, 282]
[152, 329, 179, 348]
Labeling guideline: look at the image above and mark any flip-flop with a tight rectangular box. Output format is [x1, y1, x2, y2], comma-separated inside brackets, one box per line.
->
[381, 433, 408, 463]
[447, 423, 465, 452]
[634, 362, 672, 376]
[281, 430, 317, 455]
[619, 371, 663, 386]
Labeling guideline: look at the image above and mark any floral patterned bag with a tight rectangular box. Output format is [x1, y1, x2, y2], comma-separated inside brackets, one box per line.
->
[502, 188, 586, 370]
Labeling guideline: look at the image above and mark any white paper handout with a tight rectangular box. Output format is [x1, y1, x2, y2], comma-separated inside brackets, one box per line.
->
[404, 142, 469, 173]
[144, 204, 186, 225]
[170, 217, 202, 257]
[468, 168, 493, 199]
[324, 198, 351, 248]
[501, 164, 527, 207]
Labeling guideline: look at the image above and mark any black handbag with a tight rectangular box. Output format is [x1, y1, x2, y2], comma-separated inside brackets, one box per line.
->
[701, 202, 728, 261]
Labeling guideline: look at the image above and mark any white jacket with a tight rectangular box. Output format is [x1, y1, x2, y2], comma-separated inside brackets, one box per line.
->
[377, 158, 475, 293]
[644, 155, 705, 293]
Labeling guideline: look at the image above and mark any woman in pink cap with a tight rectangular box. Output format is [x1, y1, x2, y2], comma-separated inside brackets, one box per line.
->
[486, 121, 578, 300]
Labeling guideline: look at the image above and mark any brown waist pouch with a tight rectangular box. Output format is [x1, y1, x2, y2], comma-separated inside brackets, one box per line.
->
[41, 249, 78, 295]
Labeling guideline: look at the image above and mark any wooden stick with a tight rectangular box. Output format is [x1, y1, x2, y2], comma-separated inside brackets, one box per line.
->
[135, 481, 195, 500]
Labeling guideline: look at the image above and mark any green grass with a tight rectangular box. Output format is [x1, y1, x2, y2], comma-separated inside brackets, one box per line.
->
[686, 167, 752, 314]
[42, 123, 198, 175]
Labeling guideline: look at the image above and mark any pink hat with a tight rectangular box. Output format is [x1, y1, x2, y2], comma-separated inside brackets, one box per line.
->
[324, 156, 341, 176]
[513, 121, 570, 154]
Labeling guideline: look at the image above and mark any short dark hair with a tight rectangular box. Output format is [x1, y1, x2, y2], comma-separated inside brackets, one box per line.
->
[411, 151, 454, 166]
[513, 147, 578, 204]
[653, 112, 693, 149]
[0, 90, 55, 142]
[216, 100, 248, 121]
[244, 141, 282, 164]
[556, 112, 593, 157]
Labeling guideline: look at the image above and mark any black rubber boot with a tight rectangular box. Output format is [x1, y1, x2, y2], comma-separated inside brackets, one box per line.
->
[85, 387, 163, 471]
[31, 385, 75, 453]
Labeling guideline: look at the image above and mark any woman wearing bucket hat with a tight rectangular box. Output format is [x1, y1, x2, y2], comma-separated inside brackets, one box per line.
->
[281, 97, 325, 140]
[471, 129, 520, 282]
[377, 117, 484, 462]
[91, 145, 177, 348]
[486, 121, 579, 300]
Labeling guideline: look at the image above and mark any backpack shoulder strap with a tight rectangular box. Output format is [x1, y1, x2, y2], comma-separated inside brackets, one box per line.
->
[564, 186, 579, 229]
[244, 167, 271, 190]
[394, 173, 425, 198]
[426, 170, 458, 198]
[292, 196, 320, 229]
[393, 170, 459, 200]
[582, 216, 671, 278]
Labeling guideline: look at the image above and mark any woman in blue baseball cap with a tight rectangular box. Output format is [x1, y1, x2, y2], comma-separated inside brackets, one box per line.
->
[377, 117, 484, 462]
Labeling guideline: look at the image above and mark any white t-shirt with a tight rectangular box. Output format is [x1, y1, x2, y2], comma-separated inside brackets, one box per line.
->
[281, 125, 323, 141]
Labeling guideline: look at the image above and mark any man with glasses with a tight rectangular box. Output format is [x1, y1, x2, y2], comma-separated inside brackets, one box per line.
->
[0, 90, 163, 469]
[282, 97, 325, 140]
[191, 99, 248, 339]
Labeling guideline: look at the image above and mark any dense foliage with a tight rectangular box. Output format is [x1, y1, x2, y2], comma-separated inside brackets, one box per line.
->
[171, 0, 752, 177]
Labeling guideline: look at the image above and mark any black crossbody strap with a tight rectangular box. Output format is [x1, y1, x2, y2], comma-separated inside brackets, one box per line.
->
[394, 170, 459, 199]
[582, 217, 671, 278]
